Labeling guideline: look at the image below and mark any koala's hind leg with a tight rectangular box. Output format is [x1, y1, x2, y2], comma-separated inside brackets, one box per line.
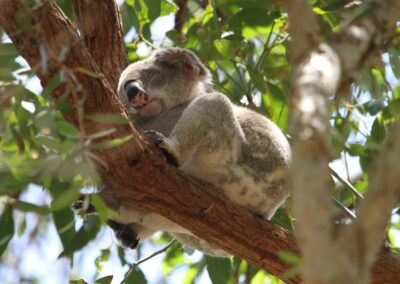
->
[156, 92, 245, 167]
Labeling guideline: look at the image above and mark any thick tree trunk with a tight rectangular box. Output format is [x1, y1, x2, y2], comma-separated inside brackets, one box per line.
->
[0, 0, 399, 283]
[279, 0, 400, 283]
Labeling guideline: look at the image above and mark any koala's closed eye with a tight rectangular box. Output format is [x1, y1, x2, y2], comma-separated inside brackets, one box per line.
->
[156, 59, 176, 70]
[149, 75, 165, 87]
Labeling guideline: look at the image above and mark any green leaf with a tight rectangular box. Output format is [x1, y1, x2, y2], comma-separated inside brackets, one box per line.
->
[271, 208, 293, 231]
[59, 215, 102, 258]
[183, 265, 202, 284]
[247, 65, 267, 92]
[277, 251, 302, 264]
[0, 205, 14, 257]
[313, 7, 327, 15]
[0, 43, 19, 57]
[160, 0, 175, 16]
[214, 39, 241, 59]
[206, 256, 232, 284]
[86, 128, 117, 140]
[277, 251, 302, 279]
[42, 73, 63, 100]
[17, 216, 27, 237]
[74, 67, 99, 78]
[0, 68, 15, 81]
[90, 134, 133, 149]
[360, 148, 378, 171]
[371, 115, 386, 143]
[228, 8, 276, 29]
[162, 239, 184, 274]
[389, 46, 400, 79]
[362, 98, 385, 115]
[125, 269, 147, 284]
[91, 194, 111, 223]
[12, 200, 49, 214]
[51, 185, 80, 211]
[35, 135, 61, 151]
[94, 275, 113, 284]
[95, 249, 111, 273]
[56, 120, 81, 139]
[56, 0, 74, 19]
[53, 208, 76, 250]
[69, 280, 88, 284]
[146, 0, 161, 21]
[121, 4, 139, 35]
[347, 143, 365, 156]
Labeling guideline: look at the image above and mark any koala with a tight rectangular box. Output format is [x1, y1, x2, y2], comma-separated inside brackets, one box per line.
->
[111, 48, 291, 256]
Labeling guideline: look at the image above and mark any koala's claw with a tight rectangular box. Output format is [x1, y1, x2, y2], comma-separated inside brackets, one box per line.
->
[108, 220, 139, 249]
[144, 130, 179, 167]
[144, 130, 165, 145]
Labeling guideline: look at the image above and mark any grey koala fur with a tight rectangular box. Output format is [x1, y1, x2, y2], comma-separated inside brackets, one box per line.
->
[114, 47, 291, 256]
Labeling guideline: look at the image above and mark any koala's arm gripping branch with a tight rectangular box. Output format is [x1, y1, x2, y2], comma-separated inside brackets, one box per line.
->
[0, 1, 399, 283]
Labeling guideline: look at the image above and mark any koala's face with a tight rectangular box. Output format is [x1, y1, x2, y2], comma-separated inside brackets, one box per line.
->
[118, 48, 211, 116]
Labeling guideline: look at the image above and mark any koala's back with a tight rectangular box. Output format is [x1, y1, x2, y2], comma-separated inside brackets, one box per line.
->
[233, 107, 291, 218]
[172, 95, 291, 220]
[236, 106, 291, 173]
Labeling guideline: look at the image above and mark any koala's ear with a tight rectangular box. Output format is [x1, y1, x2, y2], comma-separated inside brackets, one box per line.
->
[154, 48, 211, 81]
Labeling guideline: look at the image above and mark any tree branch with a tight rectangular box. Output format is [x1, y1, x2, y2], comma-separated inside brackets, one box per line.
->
[122, 239, 178, 283]
[72, 0, 127, 90]
[174, 0, 188, 34]
[276, 0, 320, 62]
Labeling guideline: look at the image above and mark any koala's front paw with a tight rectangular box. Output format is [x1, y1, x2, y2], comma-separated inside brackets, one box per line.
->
[144, 130, 179, 167]
[108, 220, 139, 249]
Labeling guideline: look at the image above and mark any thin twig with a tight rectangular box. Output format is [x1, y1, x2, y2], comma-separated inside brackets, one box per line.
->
[255, 21, 276, 70]
[329, 166, 364, 200]
[216, 62, 247, 94]
[121, 239, 178, 284]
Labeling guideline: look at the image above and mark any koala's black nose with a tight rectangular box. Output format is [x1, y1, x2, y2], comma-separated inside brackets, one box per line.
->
[124, 81, 142, 102]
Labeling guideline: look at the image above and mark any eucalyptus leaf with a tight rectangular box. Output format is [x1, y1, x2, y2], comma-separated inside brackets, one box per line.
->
[0, 205, 14, 257]
[206, 256, 232, 284]
[125, 269, 147, 284]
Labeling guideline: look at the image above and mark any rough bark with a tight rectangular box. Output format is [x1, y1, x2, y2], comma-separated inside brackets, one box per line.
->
[72, 0, 127, 90]
[0, 0, 399, 283]
[280, 0, 400, 283]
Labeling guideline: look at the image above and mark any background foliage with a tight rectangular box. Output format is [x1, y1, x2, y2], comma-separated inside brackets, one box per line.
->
[0, 0, 399, 283]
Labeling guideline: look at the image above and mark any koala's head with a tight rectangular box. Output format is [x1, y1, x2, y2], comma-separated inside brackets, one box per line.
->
[117, 48, 211, 116]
